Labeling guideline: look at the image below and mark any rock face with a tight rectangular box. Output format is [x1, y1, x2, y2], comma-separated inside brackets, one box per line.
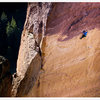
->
[0, 56, 12, 97]
[12, 3, 52, 97]
[13, 2, 100, 97]
[17, 3, 51, 77]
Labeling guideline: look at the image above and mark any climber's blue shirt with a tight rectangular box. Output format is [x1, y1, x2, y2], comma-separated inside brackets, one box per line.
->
[83, 31, 87, 36]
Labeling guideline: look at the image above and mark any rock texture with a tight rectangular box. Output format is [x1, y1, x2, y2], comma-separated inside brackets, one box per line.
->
[38, 29, 100, 97]
[0, 56, 12, 97]
[17, 3, 51, 77]
[12, 3, 51, 97]
[13, 2, 100, 97]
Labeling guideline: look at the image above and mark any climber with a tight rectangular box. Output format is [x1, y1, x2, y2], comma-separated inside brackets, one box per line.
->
[80, 30, 87, 39]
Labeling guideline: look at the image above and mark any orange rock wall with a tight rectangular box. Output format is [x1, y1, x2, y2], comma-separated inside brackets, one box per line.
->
[26, 3, 100, 97]
[16, 3, 100, 97]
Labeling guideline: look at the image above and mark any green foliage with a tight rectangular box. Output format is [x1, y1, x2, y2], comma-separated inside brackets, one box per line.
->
[0, 4, 27, 73]
[6, 17, 18, 37]
[6, 21, 14, 37]
[11, 17, 17, 29]
[1, 12, 7, 23]
[6, 16, 20, 53]
[0, 12, 8, 56]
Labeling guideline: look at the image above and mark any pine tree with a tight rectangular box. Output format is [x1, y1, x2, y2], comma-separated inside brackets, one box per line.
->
[0, 12, 8, 56]
[1, 12, 7, 23]
[6, 21, 14, 37]
[11, 17, 17, 29]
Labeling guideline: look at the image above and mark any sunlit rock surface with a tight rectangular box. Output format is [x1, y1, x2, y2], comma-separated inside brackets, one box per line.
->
[13, 3, 100, 97]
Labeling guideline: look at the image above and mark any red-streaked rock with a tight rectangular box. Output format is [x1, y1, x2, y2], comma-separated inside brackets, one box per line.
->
[13, 2, 100, 97]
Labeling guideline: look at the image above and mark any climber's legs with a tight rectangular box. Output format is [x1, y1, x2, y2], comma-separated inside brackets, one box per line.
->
[80, 34, 86, 39]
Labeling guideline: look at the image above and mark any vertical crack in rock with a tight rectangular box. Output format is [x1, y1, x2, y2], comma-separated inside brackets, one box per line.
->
[11, 2, 52, 97]
[11, 2, 100, 97]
